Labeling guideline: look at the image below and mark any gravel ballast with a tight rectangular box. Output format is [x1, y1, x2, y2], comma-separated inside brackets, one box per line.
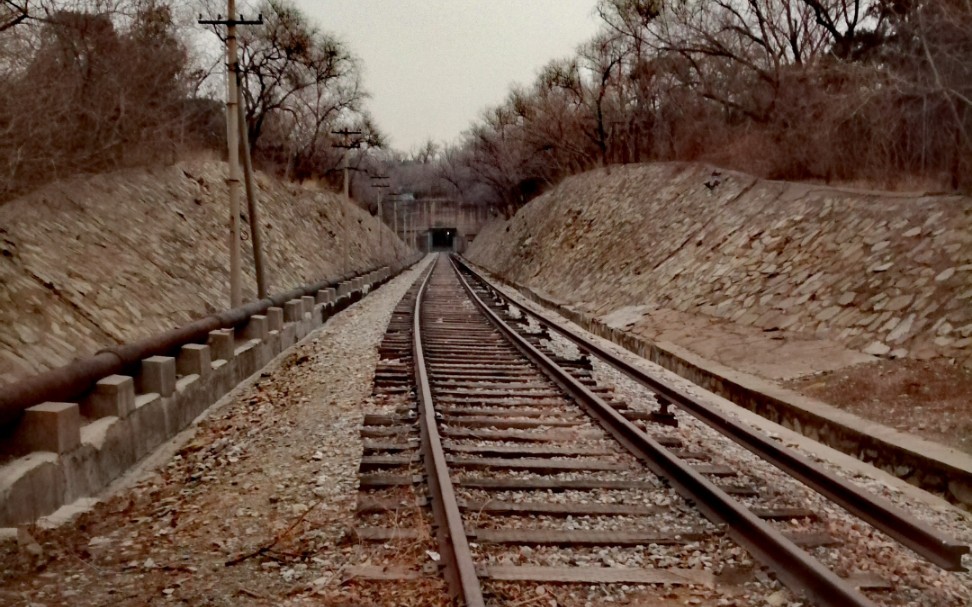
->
[488, 279, 972, 607]
[0, 256, 433, 607]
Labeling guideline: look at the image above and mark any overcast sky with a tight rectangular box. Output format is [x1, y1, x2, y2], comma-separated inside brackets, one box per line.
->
[293, 1, 602, 153]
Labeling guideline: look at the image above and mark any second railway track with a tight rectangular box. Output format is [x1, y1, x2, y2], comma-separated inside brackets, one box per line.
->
[350, 254, 968, 607]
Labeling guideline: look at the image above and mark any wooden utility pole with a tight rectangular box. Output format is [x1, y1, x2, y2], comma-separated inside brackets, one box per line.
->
[406, 202, 415, 249]
[331, 129, 363, 273]
[237, 82, 268, 298]
[331, 129, 363, 199]
[200, 5, 262, 308]
[370, 175, 390, 258]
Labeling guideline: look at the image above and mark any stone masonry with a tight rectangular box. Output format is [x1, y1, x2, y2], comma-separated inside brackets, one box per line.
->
[467, 162, 972, 368]
[0, 160, 411, 384]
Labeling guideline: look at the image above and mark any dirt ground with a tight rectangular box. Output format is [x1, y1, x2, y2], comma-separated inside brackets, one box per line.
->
[786, 358, 972, 454]
[0, 260, 448, 607]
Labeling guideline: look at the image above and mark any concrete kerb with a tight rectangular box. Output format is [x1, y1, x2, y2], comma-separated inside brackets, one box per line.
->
[0, 261, 415, 525]
[465, 260, 972, 509]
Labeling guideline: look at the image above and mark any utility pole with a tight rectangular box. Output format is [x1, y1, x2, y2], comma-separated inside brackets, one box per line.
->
[331, 129, 362, 274]
[237, 82, 268, 298]
[331, 129, 363, 200]
[392, 195, 399, 245]
[200, 4, 262, 308]
[407, 204, 413, 248]
[370, 175, 390, 259]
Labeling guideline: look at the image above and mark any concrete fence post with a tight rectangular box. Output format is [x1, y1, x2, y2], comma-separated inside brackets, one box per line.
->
[138, 356, 176, 397]
[284, 299, 303, 323]
[301, 296, 315, 317]
[241, 314, 268, 341]
[18, 402, 81, 454]
[208, 329, 236, 362]
[83, 375, 135, 419]
[177, 344, 211, 378]
[266, 307, 283, 332]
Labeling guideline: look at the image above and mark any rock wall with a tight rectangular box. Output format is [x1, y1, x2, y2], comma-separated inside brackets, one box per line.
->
[467, 163, 972, 367]
[0, 160, 411, 383]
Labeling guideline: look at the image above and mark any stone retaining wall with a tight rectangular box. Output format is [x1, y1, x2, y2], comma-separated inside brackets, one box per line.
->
[468, 163, 972, 367]
[0, 160, 411, 384]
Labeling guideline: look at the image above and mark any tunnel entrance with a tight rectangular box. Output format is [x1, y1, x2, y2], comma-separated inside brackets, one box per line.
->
[429, 227, 456, 251]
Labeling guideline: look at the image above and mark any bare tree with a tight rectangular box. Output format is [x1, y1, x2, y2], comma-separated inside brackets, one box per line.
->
[0, 0, 196, 202]
[234, 1, 363, 149]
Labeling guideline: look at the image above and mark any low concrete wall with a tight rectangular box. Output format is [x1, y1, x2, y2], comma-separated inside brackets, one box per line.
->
[473, 262, 972, 509]
[0, 263, 414, 525]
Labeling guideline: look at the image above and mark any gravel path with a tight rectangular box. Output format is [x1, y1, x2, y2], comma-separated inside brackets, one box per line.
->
[0, 256, 432, 607]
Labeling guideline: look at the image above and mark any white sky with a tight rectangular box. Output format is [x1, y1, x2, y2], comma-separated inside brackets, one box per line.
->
[293, 0, 602, 152]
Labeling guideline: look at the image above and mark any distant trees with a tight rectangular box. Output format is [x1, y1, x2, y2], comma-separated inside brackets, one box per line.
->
[0, 0, 383, 203]
[1, 1, 967, 207]
[0, 0, 195, 201]
[424, 0, 971, 216]
[227, 0, 379, 182]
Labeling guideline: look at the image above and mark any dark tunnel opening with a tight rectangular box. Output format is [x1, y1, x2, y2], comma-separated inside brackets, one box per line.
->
[429, 227, 455, 250]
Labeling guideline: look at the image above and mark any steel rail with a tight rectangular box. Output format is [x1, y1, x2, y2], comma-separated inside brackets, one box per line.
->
[412, 264, 486, 607]
[449, 257, 877, 607]
[453, 257, 970, 572]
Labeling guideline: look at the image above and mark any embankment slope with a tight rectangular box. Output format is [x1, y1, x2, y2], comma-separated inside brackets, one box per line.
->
[468, 162, 971, 369]
[0, 160, 409, 383]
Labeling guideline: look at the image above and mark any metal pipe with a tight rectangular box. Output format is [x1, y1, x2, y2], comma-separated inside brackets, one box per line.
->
[0, 266, 389, 429]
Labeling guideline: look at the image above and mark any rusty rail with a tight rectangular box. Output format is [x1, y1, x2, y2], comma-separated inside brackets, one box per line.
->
[450, 256, 882, 607]
[412, 263, 486, 606]
[0, 255, 420, 430]
[453, 256, 969, 572]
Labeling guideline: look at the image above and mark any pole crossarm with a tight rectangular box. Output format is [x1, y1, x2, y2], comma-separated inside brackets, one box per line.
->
[331, 129, 364, 147]
[197, 14, 264, 26]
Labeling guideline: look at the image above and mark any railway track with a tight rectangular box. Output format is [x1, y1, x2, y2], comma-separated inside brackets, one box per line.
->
[350, 254, 968, 607]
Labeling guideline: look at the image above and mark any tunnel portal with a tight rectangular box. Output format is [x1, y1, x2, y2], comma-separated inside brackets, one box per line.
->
[429, 227, 456, 251]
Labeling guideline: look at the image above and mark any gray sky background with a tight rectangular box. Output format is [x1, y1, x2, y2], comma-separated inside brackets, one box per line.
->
[293, 1, 601, 153]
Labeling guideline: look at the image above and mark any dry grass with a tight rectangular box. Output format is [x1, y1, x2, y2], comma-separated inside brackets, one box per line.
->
[787, 359, 972, 454]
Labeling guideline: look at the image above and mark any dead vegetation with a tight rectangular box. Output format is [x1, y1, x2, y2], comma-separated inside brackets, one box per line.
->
[0, 0, 381, 204]
[787, 359, 972, 454]
[417, 0, 972, 215]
